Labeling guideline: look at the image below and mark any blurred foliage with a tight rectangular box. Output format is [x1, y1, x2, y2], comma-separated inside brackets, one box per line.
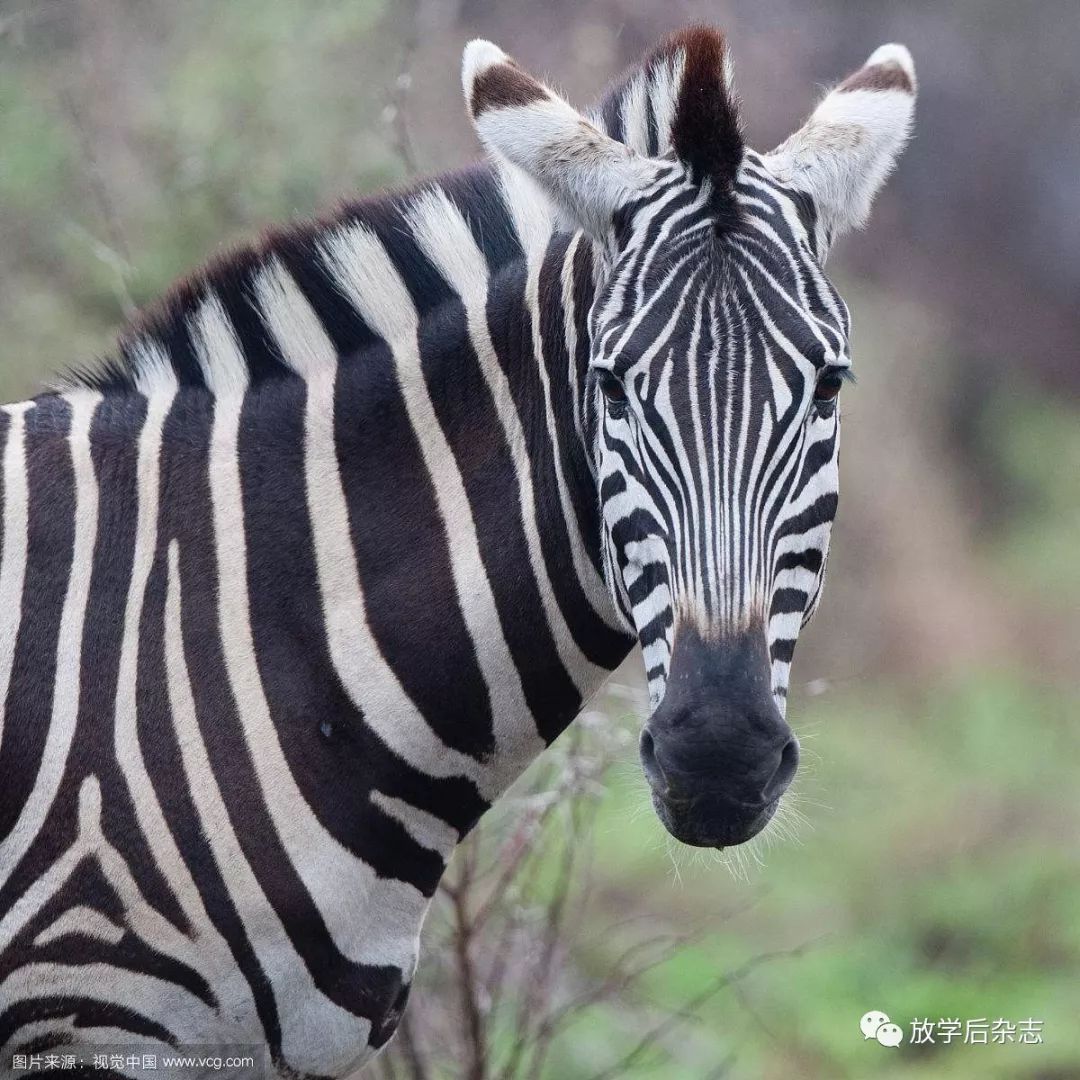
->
[979, 387, 1080, 605]
[0, 0, 404, 396]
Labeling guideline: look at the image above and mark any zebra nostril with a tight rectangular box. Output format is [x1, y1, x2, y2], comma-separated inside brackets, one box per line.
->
[761, 736, 799, 802]
[639, 727, 668, 792]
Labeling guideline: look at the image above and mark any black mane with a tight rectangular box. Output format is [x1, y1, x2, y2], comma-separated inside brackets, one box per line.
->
[63, 24, 744, 396]
[62, 163, 522, 394]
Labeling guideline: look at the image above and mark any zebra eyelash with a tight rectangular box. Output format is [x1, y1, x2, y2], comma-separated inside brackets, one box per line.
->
[813, 364, 855, 387]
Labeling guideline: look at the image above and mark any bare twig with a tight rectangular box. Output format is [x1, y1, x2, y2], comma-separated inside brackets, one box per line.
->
[447, 847, 488, 1080]
[393, 1010, 429, 1080]
[382, 0, 420, 177]
[583, 941, 817, 1080]
[56, 44, 137, 320]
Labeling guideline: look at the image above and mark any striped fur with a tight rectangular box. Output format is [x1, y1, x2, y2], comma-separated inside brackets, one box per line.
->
[0, 26, 914, 1077]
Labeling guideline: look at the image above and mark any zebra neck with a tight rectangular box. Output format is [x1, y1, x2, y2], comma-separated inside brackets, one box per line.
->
[217, 228, 628, 807]
[49, 162, 632, 810]
[360, 215, 633, 798]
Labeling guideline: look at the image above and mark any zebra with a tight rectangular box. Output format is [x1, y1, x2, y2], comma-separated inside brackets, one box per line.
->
[0, 24, 915, 1079]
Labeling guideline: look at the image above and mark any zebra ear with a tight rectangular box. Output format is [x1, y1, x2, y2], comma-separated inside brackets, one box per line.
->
[765, 44, 916, 252]
[462, 40, 657, 241]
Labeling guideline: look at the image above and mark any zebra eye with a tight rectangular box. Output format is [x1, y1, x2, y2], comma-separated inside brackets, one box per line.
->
[598, 370, 628, 409]
[813, 370, 845, 404]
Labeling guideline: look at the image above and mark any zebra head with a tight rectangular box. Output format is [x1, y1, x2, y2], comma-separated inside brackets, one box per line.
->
[464, 29, 916, 847]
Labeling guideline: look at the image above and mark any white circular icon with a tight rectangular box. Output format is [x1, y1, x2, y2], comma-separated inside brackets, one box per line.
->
[860, 1010, 890, 1040]
[876, 1022, 904, 1047]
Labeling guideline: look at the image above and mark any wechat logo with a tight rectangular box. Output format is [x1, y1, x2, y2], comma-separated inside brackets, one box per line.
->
[861, 1010, 904, 1047]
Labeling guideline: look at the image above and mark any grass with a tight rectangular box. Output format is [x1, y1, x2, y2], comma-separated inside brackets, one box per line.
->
[534, 670, 1080, 1079]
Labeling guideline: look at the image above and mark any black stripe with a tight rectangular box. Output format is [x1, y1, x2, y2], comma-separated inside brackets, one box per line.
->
[417, 269, 584, 745]
[332, 329, 497, 761]
[273, 231, 380, 359]
[78, 393, 193, 934]
[769, 588, 807, 617]
[777, 492, 839, 540]
[211, 250, 290, 382]
[0, 998, 177, 1054]
[774, 548, 823, 575]
[645, 90, 659, 156]
[127, 306, 202, 388]
[770, 637, 796, 665]
[0, 399, 74, 862]
[152, 388, 283, 1056]
[239, 378, 482, 876]
[601, 86, 625, 143]
[348, 197, 454, 318]
[537, 238, 632, 662]
[9, 858, 215, 1009]
[488, 255, 630, 680]
[161, 389, 413, 1033]
[443, 166, 524, 273]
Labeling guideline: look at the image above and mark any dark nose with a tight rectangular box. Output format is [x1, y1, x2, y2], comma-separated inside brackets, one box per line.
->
[640, 623, 798, 848]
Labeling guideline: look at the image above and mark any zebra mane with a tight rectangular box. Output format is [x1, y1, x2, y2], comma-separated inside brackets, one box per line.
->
[591, 26, 743, 195]
[61, 26, 739, 397]
[60, 163, 525, 395]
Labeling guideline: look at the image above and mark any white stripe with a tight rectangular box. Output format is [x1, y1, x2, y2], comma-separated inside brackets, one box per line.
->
[768, 609, 803, 643]
[525, 245, 630, 640]
[562, 234, 586, 450]
[498, 161, 556, 265]
[190, 292, 249, 397]
[743, 402, 773, 609]
[737, 272, 797, 418]
[771, 658, 792, 706]
[370, 791, 459, 856]
[405, 191, 623, 702]
[111, 387, 236, 981]
[253, 259, 337, 379]
[0, 774, 229, 1045]
[773, 564, 819, 595]
[649, 50, 684, 157]
[209, 390, 437, 978]
[719, 295, 738, 624]
[323, 216, 607, 742]
[732, 238, 840, 359]
[162, 540, 364, 1067]
[620, 73, 649, 153]
[33, 905, 124, 948]
[0, 799, 86, 951]
[493, 168, 627, 651]
[683, 293, 712, 609]
[0, 402, 32, 754]
[0, 963, 213, 1036]
[403, 191, 568, 769]
[130, 338, 179, 397]
[631, 579, 673, 631]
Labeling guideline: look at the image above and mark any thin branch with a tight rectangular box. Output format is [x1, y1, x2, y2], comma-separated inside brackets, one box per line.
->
[393, 1009, 430, 1080]
[382, 0, 420, 177]
[56, 68, 137, 318]
[499, 802, 586, 1080]
[583, 941, 817, 1080]
[448, 848, 488, 1080]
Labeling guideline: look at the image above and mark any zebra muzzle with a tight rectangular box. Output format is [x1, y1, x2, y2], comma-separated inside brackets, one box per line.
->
[638, 624, 799, 848]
